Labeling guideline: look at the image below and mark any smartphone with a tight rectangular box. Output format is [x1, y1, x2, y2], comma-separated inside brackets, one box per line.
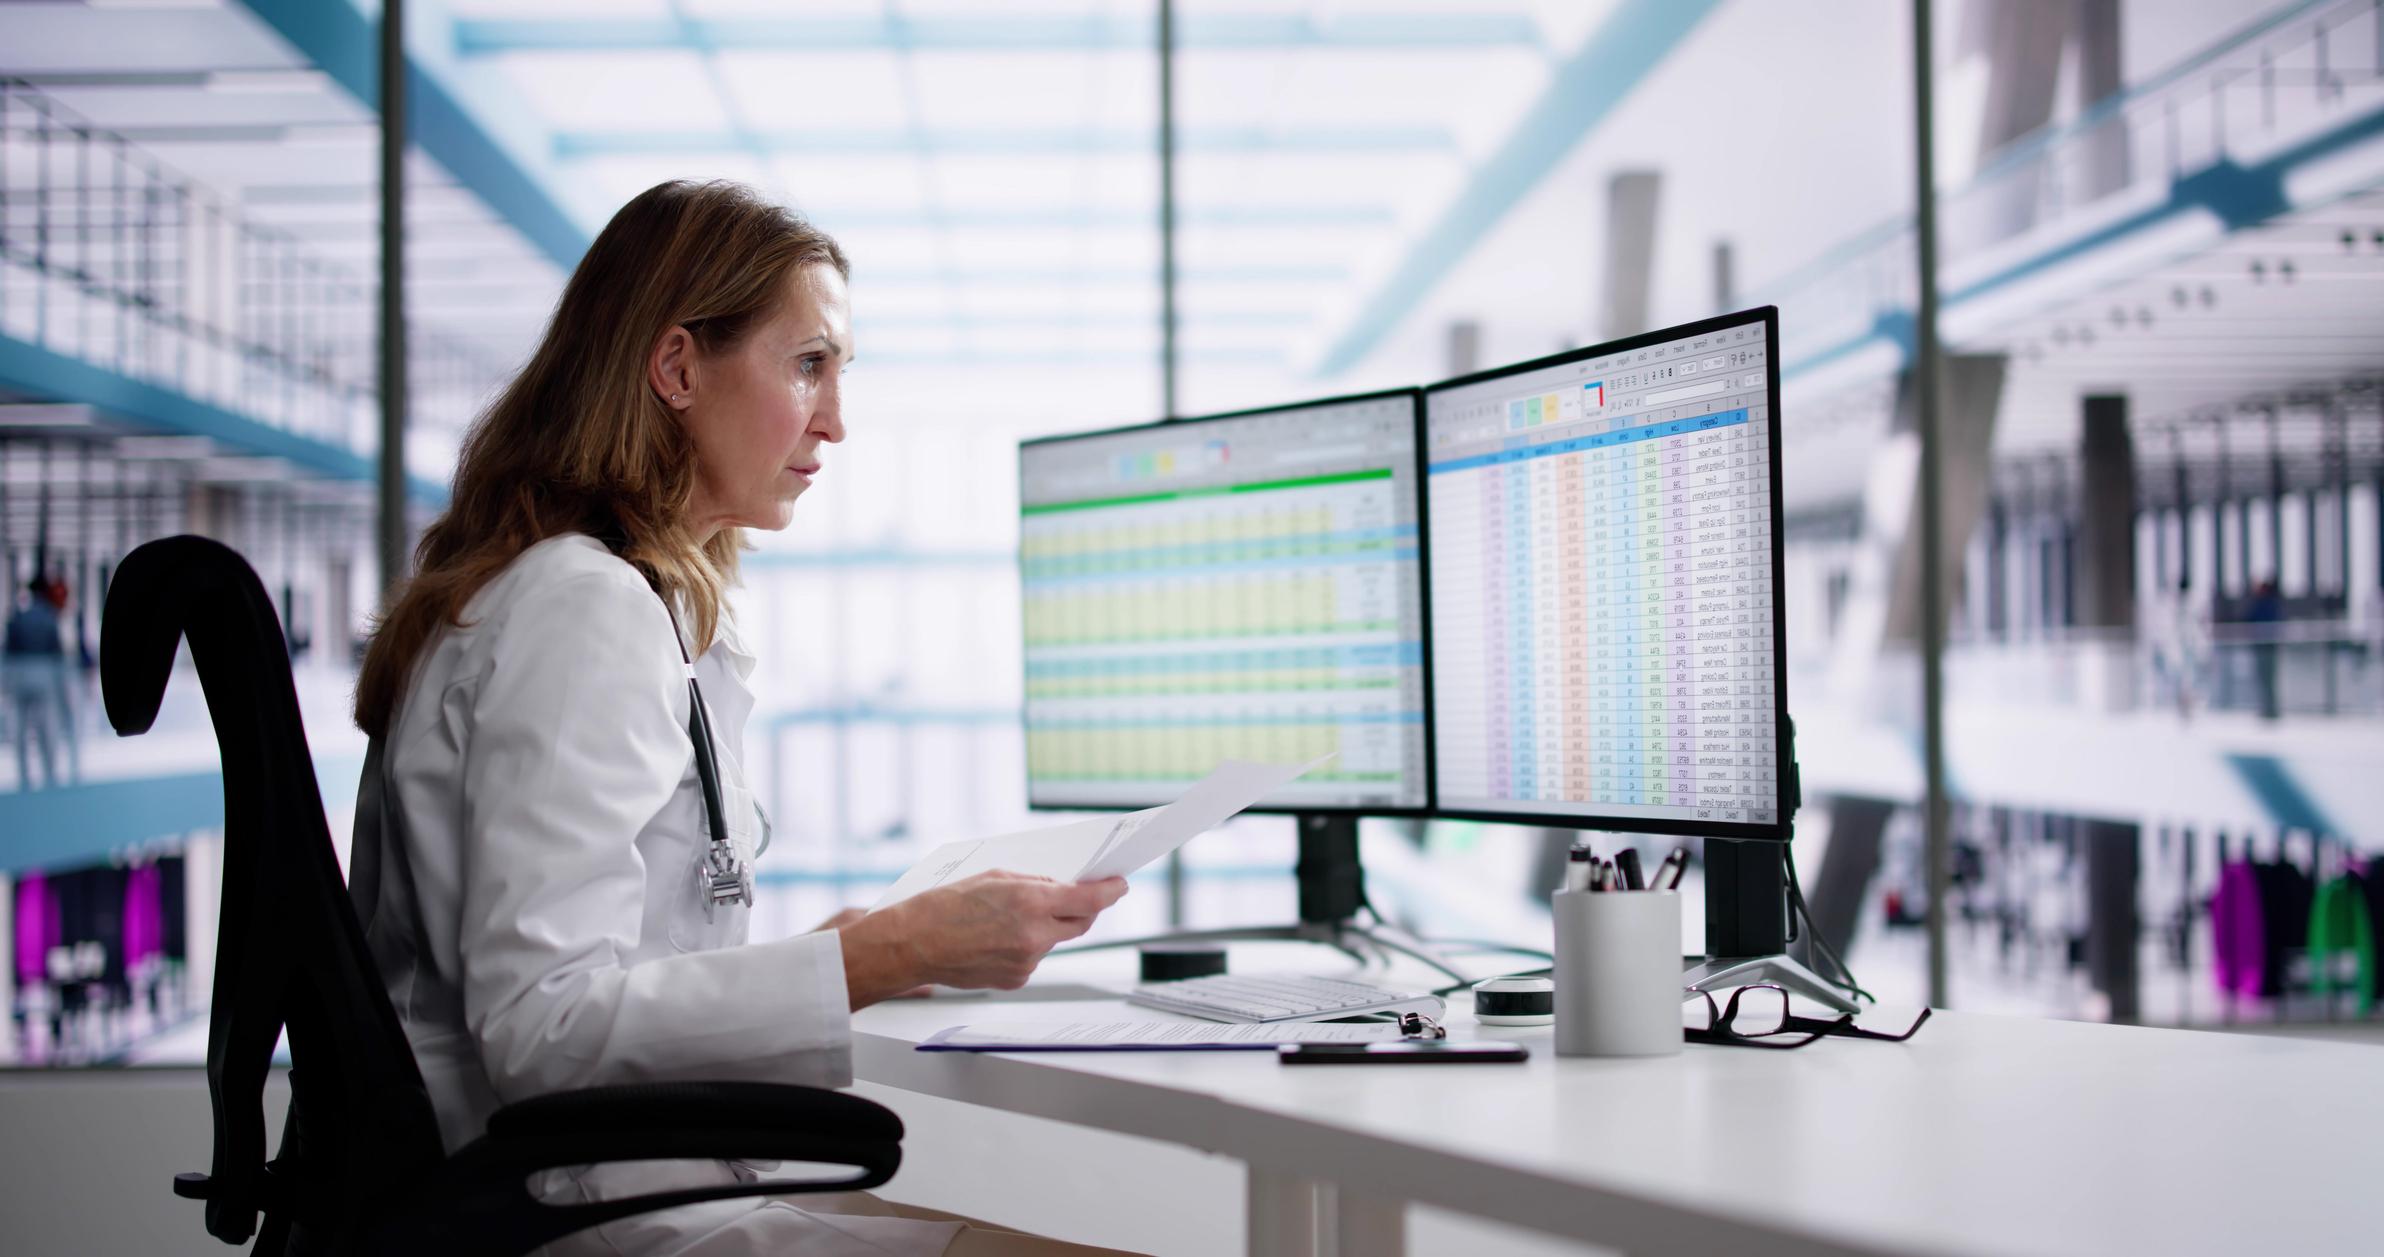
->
[1278, 1041, 1528, 1065]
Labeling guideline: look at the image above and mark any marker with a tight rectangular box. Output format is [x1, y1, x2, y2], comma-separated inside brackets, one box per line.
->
[1564, 844, 1594, 893]
[1615, 848, 1645, 892]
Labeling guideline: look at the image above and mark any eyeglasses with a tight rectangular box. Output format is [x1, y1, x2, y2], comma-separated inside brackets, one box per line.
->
[1683, 984, 1932, 1050]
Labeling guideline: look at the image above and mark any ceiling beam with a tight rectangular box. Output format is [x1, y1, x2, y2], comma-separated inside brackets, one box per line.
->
[552, 126, 1456, 159]
[454, 12, 1546, 55]
[234, 0, 590, 270]
[1310, 0, 1721, 376]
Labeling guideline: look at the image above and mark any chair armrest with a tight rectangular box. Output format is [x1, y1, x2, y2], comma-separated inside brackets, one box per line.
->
[450, 1080, 901, 1183]
[379, 1082, 904, 1257]
[486, 1080, 901, 1146]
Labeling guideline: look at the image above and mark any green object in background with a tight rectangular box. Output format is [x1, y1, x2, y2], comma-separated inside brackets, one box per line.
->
[2306, 873, 2375, 1015]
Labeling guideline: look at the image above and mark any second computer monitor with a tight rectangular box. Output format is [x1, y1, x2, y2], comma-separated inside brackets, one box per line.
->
[1422, 308, 1787, 838]
[1018, 391, 1430, 813]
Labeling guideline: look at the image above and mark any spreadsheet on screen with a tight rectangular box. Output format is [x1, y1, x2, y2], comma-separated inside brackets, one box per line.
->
[1423, 317, 1780, 828]
[1016, 396, 1430, 811]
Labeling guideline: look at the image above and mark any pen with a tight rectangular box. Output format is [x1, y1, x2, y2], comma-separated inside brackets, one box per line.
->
[1615, 848, 1645, 892]
[1655, 847, 1688, 891]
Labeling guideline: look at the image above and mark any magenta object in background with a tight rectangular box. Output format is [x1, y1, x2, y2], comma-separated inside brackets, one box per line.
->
[13, 871, 58, 986]
[2211, 861, 2266, 997]
[122, 864, 164, 969]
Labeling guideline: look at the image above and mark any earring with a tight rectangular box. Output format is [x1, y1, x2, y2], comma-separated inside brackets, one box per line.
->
[670, 393, 682, 403]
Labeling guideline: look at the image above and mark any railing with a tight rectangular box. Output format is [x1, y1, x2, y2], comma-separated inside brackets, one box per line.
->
[1838, 617, 2384, 719]
[0, 78, 512, 465]
[1763, 0, 2384, 379]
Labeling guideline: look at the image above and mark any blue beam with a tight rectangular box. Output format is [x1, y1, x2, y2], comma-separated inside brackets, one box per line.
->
[456, 12, 1546, 55]
[0, 754, 361, 876]
[857, 310, 1311, 330]
[812, 206, 1392, 230]
[2225, 754, 2341, 836]
[1781, 95, 2384, 380]
[856, 264, 1351, 284]
[0, 333, 449, 506]
[850, 348, 1288, 369]
[554, 127, 1455, 158]
[1311, 0, 1722, 376]
[235, 0, 590, 271]
[742, 548, 1009, 569]
[0, 772, 223, 876]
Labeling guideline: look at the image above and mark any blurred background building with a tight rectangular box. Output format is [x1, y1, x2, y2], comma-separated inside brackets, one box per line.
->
[2, 0, 2380, 1073]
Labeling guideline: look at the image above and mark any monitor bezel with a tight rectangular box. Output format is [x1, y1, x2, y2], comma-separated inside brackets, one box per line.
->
[1416, 305, 1792, 842]
[1016, 387, 1435, 819]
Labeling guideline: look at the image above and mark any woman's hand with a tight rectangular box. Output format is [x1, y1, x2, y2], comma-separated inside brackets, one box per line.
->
[810, 907, 869, 933]
[839, 872, 1129, 1009]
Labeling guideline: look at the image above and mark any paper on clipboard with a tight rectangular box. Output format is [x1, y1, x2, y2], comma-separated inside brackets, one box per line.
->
[873, 754, 1332, 908]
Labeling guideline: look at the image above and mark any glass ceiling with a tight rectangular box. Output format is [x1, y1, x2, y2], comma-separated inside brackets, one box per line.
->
[442, 0, 1619, 424]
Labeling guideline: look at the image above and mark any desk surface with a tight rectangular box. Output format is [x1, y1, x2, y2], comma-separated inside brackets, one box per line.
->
[852, 993, 2384, 1257]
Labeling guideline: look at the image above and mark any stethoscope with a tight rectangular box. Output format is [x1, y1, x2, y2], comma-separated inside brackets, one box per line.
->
[606, 529, 750, 920]
[661, 599, 751, 921]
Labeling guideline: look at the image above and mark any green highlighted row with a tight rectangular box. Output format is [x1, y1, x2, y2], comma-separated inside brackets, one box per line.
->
[1021, 467, 1393, 516]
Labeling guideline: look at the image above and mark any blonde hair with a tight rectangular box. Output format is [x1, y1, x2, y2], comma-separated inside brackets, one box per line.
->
[354, 180, 849, 737]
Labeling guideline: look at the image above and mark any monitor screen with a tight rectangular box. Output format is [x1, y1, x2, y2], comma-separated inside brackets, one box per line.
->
[1018, 392, 1430, 812]
[1421, 309, 1786, 837]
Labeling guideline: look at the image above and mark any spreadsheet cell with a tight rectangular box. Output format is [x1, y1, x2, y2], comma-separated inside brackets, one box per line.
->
[1424, 317, 1783, 831]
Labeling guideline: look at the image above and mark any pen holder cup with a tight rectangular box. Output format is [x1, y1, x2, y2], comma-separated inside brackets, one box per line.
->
[1553, 889, 1684, 1058]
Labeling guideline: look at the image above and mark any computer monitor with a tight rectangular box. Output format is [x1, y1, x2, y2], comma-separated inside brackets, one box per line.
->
[1017, 391, 1430, 818]
[1420, 307, 1786, 840]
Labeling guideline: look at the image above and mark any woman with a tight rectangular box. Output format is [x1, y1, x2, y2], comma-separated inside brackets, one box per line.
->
[349, 180, 1133, 1256]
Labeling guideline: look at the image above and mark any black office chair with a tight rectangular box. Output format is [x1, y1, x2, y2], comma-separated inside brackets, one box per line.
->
[102, 535, 901, 1255]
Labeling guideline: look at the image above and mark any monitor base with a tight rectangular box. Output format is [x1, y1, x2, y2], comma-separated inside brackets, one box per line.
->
[1682, 953, 1860, 1014]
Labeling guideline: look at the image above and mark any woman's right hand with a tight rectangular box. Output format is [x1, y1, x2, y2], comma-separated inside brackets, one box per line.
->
[840, 871, 1129, 1008]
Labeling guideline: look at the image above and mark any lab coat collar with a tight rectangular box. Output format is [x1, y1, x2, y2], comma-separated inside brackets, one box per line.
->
[710, 609, 758, 685]
[559, 531, 756, 685]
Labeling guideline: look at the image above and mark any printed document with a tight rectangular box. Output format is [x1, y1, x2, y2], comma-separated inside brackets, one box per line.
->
[919, 1019, 1409, 1051]
[873, 754, 1332, 908]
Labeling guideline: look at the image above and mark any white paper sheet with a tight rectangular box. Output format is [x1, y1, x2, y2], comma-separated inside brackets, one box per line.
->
[872, 754, 1332, 908]
[919, 1019, 1409, 1050]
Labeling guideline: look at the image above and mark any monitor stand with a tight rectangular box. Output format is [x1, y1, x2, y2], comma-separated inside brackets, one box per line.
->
[1057, 812, 1476, 988]
[1681, 837, 1859, 1013]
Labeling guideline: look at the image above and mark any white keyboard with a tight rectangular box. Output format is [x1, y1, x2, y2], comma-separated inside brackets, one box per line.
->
[1127, 973, 1445, 1024]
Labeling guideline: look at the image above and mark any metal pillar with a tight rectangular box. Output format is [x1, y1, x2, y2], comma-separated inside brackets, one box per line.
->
[2075, 0, 2128, 199]
[1444, 320, 1480, 377]
[2077, 395, 2136, 629]
[377, 0, 409, 600]
[1712, 239, 1736, 313]
[1158, 0, 1178, 423]
[1599, 171, 1661, 342]
[1912, 0, 1951, 1008]
[1157, 0, 1184, 928]
[2330, 404, 2350, 597]
[2265, 407, 2284, 586]
[2084, 819, 2141, 1021]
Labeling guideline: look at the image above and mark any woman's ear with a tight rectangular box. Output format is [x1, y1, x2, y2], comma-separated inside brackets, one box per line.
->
[649, 325, 696, 411]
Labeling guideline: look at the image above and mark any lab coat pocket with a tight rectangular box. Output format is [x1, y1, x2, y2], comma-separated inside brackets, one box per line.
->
[665, 782, 758, 953]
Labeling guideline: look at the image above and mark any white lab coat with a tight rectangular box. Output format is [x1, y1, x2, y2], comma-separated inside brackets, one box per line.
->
[350, 533, 960, 1257]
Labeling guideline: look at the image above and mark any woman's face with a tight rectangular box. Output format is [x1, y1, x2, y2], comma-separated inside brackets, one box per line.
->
[660, 262, 852, 538]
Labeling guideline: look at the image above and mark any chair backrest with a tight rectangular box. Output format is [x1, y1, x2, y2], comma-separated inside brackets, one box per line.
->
[103, 536, 446, 1252]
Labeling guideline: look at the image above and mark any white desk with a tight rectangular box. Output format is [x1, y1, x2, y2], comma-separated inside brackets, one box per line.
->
[851, 993, 2384, 1257]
